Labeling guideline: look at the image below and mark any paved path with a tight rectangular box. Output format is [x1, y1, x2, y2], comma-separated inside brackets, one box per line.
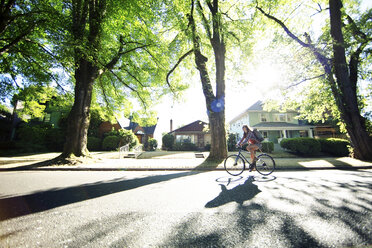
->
[0, 169, 371, 247]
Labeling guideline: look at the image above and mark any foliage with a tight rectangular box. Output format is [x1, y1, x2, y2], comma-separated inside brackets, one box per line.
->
[171, 142, 199, 151]
[227, 133, 238, 151]
[280, 138, 321, 155]
[105, 129, 138, 149]
[44, 127, 65, 151]
[102, 136, 120, 151]
[318, 138, 350, 157]
[147, 138, 158, 151]
[17, 122, 51, 145]
[162, 133, 175, 150]
[261, 141, 274, 153]
[87, 137, 102, 151]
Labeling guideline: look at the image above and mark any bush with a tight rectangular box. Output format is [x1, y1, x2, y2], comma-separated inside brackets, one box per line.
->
[318, 138, 350, 157]
[147, 138, 158, 151]
[261, 141, 274, 153]
[102, 135, 120, 150]
[105, 129, 139, 149]
[227, 133, 238, 151]
[162, 133, 174, 150]
[171, 142, 198, 151]
[88, 136, 102, 151]
[17, 123, 51, 145]
[0, 141, 17, 150]
[44, 128, 65, 151]
[280, 137, 321, 155]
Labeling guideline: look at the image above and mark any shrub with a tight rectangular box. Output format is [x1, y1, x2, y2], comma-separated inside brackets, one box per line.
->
[147, 138, 158, 151]
[280, 137, 321, 155]
[162, 133, 174, 150]
[171, 142, 198, 151]
[318, 138, 350, 157]
[88, 136, 102, 151]
[261, 141, 274, 153]
[44, 128, 65, 151]
[102, 135, 120, 150]
[0, 141, 17, 150]
[227, 133, 238, 151]
[17, 123, 51, 145]
[105, 129, 139, 149]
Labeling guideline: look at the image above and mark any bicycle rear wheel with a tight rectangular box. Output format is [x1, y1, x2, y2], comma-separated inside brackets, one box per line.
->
[256, 154, 275, 175]
[224, 155, 245, 176]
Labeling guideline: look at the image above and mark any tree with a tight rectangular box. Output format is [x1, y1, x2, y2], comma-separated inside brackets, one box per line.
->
[58, 0, 178, 159]
[165, 0, 253, 161]
[256, 0, 372, 160]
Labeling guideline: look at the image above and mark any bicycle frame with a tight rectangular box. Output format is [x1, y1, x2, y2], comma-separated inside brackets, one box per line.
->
[235, 148, 252, 166]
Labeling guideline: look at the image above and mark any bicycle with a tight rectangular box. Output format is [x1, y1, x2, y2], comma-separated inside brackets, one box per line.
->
[224, 147, 275, 176]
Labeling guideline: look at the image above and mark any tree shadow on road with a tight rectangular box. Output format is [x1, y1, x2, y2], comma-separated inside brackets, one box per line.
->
[0, 171, 200, 221]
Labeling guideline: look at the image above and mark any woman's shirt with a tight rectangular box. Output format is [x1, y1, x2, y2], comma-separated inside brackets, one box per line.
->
[237, 131, 257, 146]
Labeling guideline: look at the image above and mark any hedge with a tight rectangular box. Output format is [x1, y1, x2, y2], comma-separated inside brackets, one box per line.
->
[171, 142, 198, 151]
[102, 135, 120, 150]
[147, 138, 158, 151]
[261, 141, 274, 153]
[162, 133, 174, 150]
[280, 137, 321, 155]
[318, 138, 350, 157]
[88, 136, 102, 151]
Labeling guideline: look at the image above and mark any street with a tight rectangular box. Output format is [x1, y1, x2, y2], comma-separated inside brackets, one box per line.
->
[0, 169, 371, 247]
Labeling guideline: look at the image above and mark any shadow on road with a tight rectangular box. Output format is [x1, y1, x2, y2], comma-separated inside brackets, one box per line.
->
[205, 176, 261, 208]
[0, 171, 200, 221]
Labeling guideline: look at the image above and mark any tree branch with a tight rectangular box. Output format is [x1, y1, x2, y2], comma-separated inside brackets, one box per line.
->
[166, 49, 193, 94]
[286, 74, 326, 89]
[196, 0, 212, 40]
[108, 69, 147, 107]
[256, 5, 332, 74]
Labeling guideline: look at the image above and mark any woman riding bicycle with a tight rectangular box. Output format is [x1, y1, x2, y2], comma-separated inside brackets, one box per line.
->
[236, 125, 261, 166]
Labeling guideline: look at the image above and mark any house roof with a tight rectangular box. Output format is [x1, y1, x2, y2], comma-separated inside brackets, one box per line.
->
[169, 120, 208, 133]
[247, 100, 264, 111]
[125, 121, 157, 135]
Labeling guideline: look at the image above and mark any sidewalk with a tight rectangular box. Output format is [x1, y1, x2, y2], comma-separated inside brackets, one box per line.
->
[1, 153, 372, 171]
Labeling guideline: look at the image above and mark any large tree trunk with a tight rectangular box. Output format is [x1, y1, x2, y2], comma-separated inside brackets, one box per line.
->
[190, 0, 227, 161]
[329, 0, 372, 160]
[62, 59, 97, 157]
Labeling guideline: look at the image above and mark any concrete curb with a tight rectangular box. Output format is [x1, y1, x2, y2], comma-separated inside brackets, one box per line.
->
[1, 166, 371, 172]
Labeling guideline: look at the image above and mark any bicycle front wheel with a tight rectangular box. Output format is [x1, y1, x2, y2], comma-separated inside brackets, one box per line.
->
[256, 154, 275, 175]
[224, 155, 245, 176]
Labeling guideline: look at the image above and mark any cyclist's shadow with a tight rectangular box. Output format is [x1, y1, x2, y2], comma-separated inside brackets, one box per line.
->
[205, 176, 261, 208]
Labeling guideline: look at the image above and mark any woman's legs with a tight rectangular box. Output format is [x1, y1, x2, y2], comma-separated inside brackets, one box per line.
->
[246, 144, 259, 163]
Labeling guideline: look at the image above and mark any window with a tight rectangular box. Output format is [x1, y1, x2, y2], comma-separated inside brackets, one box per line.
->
[176, 135, 194, 143]
[260, 113, 267, 122]
[262, 131, 268, 138]
[274, 114, 286, 122]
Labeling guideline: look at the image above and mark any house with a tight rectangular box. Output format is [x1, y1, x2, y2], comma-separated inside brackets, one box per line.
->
[229, 101, 314, 143]
[125, 119, 157, 144]
[169, 120, 210, 148]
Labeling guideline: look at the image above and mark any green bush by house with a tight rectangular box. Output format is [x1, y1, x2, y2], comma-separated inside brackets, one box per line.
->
[280, 137, 321, 155]
[102, 135, 120, 150]
[105, 129, 138, 149]
[171, 142, 198, 151]
[162, 133, 174, 150]
[318, 138, 350, 156]
[204, 143, 211, 151]
[87, 136, 102, 151]
[227, 133, 238, 151]
[261, 141, 274, 153]
[147, 138, 158, 151]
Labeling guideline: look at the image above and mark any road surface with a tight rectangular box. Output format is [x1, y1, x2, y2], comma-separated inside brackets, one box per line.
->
[0, 169, 371, 247]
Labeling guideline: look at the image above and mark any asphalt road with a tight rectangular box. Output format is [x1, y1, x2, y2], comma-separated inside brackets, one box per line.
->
[0, 169, 371, 248]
